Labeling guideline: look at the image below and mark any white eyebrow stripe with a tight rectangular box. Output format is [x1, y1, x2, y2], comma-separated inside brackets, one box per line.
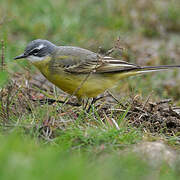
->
[28, 44, 46, 54]
[37, 44, 45, 49]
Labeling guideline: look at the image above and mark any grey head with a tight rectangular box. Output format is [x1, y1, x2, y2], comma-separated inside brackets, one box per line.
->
[14, 39, 56, 62]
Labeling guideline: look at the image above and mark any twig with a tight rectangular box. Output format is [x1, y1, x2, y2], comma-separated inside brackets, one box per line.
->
[5, 85, 12, 122]
[103, 111, 120, 130]
[32, 98, 81, 106]
[157, 99, 171, 105]
[105, 36, 126, 56]
[0, 123, 33, 128]
[1, 40, 5, 70]
[107, 91, 126, 108]
[142, 91, 153, 110]
[114, 36, 125, 50]
[111, 118, 120, 130]
[110, 108, 133, 114]
[105, 47, 115, 56]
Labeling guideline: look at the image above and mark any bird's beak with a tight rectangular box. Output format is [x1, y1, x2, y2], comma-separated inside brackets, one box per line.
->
[14, 54, 27, 60]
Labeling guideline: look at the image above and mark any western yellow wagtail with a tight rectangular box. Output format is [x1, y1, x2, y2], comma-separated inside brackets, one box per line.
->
[14, 39, 180, 101]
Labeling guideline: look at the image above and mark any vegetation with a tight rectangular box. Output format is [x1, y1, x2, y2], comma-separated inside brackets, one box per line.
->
[0, 0, 180, 179]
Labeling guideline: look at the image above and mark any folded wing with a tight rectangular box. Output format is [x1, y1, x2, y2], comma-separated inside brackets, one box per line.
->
[64, 56, 140, 74]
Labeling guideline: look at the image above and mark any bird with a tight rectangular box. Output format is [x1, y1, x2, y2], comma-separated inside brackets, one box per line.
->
[14, 39, 180, 102]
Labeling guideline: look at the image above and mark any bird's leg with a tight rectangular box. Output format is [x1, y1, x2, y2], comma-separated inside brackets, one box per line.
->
[83, 98, 90, 110]
[64, 100, 81, 106]
[86, 95, 105, 112]
[64, 97, 82, 107]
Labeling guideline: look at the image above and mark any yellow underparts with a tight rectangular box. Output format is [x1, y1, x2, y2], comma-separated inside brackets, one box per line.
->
[32, 57, 138, 98]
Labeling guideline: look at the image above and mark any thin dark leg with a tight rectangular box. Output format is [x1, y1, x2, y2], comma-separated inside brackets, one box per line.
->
[83, 98, 90, 110]
[86, 95, 105, 112]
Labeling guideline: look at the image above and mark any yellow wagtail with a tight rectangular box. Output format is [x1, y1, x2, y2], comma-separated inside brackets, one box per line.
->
[14, 39, 180, 101]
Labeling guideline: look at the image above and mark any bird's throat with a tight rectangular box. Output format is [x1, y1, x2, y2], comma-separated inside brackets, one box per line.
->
[31, 56, 52, 79]
[32, 56, 51, 70]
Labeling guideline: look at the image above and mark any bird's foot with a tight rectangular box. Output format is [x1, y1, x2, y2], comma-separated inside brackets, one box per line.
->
[85, 95, 106, 113]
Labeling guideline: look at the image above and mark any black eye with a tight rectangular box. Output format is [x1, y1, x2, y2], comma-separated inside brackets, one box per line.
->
[29, 49, 39, 56]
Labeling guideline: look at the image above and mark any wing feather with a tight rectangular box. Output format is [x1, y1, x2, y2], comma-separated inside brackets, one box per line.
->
[65, 56, 140, 73]
[50, 46, 140, 74]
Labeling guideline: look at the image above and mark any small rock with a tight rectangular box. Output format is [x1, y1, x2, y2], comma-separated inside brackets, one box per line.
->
[133, 141, 178, 168]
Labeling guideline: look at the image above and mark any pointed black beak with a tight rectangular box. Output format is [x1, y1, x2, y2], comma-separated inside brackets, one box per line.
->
[14, 54, 27, 60]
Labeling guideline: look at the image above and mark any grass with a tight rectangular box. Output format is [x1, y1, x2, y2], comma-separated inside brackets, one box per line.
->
[0, 79, 180, 178]
[0, 131, 179, 180]
[0, 0, 180, 179]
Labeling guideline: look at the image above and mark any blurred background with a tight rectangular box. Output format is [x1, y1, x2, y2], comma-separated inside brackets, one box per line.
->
[0, 0, 180, 179]
[0, 0, 180, 101]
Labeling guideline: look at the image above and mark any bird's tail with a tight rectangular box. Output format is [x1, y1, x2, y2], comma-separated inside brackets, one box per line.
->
[137, 65, 180, 74]
[113, 64, 180, 80]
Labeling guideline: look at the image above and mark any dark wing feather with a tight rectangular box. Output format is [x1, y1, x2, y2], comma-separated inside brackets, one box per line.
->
[51, 46, 140, 74]
[94, 57, 140, 73]
[65, 56, 140, 74]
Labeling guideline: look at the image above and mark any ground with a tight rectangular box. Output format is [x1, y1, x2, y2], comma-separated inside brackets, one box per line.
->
[0, 0, 180, 179]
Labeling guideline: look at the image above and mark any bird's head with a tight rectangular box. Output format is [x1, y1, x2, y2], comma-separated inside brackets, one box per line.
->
[14, 39, 56, 62]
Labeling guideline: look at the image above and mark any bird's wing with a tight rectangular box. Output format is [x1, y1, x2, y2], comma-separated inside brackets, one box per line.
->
[65, 56, 141, 73]
[51, 46, 140, 74]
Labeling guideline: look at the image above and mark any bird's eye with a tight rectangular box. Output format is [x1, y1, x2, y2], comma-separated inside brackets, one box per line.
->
[30, 49, 39, 56]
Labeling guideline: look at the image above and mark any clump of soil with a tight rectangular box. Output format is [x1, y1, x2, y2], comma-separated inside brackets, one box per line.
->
[127, 97, 180, 135]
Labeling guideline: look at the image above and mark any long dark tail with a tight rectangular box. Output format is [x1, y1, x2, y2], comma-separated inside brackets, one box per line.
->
[113, 64, 180, 79]
[137, 65, 180, 74]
